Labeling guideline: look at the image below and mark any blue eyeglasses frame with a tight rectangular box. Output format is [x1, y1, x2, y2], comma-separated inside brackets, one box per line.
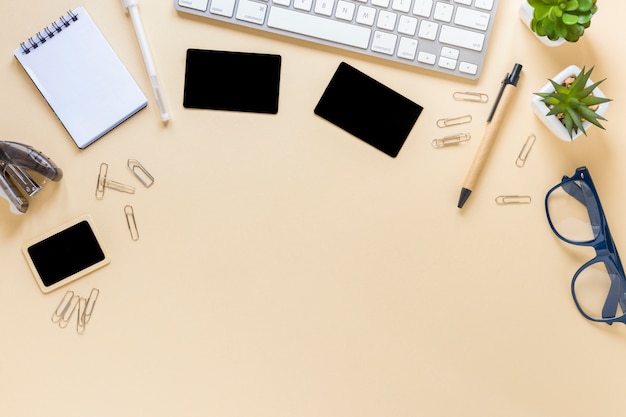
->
[545, 166, 626, 325]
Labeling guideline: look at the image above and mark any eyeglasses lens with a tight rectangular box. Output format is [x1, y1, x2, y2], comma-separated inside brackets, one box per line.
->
[547, 180, 601, 243]
[573, 260, 625, 321]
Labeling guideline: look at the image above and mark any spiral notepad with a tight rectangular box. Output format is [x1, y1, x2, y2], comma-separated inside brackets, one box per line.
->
[14, 7, 147, 149]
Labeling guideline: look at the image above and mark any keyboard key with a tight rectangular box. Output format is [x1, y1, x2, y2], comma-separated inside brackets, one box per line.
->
[397, 15, 418, 36]
[454, 7, 490, 31]
[236, 0, 268, 24]
[412, 0, 433, 17]
[418, 20, 438, 40]
[371, 31, 397, 55]
[267, 7, 372, 49]
[356, 5, 376, 26]
[440, 46, 459, 59]
[459, 61, 478, 75]
[475, 0, 494, 10]
[210, 0, 235, 16]
[179, 0, 209, 11]
[438, 56, 457, 70]
[371, 0, 390, 7]
[273, 0, 291, 6]
[433, 2, 453, 22]
[377, 11, 397, 31]
[293, 0, 313, 10]
[397, 37, 418, 60]
[391, 0, 411, 13]
[417, 51, 436, 65]
[335, 0, 356, 20]
[439, 25, 485, 51]
[314, 0, 336, 16]
[453, 0, 471, 5]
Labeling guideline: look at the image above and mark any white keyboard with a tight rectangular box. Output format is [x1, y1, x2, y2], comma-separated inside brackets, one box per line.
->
[174, 0, 498, 80]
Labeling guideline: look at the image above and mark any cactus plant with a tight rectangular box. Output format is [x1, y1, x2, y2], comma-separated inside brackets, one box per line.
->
[534, 66, 611, 139]
[527, 0, 598, 42]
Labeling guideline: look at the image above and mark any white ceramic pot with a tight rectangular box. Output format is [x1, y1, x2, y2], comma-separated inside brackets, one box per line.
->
[519, 1, 566, 47]
[531, 65, 610, 142]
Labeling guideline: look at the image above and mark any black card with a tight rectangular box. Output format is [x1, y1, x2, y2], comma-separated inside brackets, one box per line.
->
[183, 49, 281, 114]
[314, 62, 423, 157]
[22, 215, 110, 293]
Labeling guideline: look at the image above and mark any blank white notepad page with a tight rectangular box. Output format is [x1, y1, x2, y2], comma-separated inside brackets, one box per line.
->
[14, 6, 147, 149]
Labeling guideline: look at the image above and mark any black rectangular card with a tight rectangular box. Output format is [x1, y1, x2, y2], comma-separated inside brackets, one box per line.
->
[183, 49, 281, 114]
[22, 215, 110, 293]
[314, 62, 423, 157]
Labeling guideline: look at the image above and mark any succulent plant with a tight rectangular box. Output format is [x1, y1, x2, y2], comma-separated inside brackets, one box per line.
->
[527, 0, 598, 42]
[535, 66, 611, 139]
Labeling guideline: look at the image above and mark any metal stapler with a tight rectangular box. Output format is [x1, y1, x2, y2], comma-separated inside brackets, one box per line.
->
[0, 141, 63, 214]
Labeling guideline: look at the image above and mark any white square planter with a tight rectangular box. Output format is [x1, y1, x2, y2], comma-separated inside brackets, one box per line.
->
[531, 65, 610, 142]
[519, 1, 566, 47]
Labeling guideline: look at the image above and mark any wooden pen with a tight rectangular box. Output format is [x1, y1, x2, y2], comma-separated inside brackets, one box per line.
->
[457, 63, 523, 209]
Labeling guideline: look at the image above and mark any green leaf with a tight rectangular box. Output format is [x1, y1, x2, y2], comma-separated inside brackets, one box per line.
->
[563, 113, 577, 137]
[580, 95, 611, 106]
[533, 5, 551, 21]
[566, 107, 587, 135]
[546, 104, 566, 116]
[579, 80, 606, 98]
[563, 1, 579, 12]
[555, 21, 569, 38]
[578, 0, 593, 12]
[579, 107, 607, 129]
[562, 13, 579, 25]
[550, 6, 563, 19]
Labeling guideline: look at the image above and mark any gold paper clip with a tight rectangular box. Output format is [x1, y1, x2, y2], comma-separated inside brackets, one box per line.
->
[453, 92, 488, 103]
[125, 205, 139, 241]
[96, 162, 135, 199]
[105, 180, 135, 194]
[516, 134, 537, 167]
[128, 159, 154, 188]
[432, 132, 471, 148]
[495, 195, 532, 205]
[95, 163, 108, 199]
[436, 115, 472, 127]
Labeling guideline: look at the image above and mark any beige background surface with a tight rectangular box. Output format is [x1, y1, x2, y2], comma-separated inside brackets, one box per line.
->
[1, 1, 625, 416]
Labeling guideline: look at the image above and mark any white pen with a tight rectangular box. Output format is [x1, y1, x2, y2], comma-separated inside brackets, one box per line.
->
[122, 0, 170, 122]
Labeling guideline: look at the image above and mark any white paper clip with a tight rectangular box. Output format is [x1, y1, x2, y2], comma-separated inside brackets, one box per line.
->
[58, 294, 80, 328]
[76, 297, 87, 334]
[432, 132, 471, 148]
[51, 290, 75, 323]
[128, 158, 154, 188]
[495, 195, 532, 205]
[125, 205, 139, 241]
[516, 134, 537, 167]
[51, 288, 100, 334]
[436, 115, 472, 127]
[453, 91, 489, 103]
[82, 288, 99, 325]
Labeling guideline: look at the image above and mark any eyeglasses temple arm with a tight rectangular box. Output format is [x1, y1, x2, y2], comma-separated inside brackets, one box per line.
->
[601, 262, 626, 320]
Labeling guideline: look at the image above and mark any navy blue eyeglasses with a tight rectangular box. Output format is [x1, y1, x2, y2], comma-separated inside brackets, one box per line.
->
[545, 166, 626, 324]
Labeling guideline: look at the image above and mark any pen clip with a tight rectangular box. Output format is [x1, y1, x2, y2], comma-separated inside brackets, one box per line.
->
[487, 63, 523, 122]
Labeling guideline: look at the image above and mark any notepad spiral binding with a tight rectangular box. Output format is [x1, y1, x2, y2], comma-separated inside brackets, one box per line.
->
[19, 10, 79, 55]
